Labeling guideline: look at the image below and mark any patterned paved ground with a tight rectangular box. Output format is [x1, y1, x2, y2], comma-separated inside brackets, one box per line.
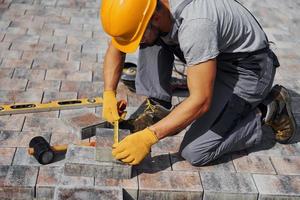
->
[0, 0, 300, 199]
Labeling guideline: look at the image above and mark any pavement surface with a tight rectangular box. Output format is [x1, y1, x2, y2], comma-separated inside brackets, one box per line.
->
[0, 0, 300, 199]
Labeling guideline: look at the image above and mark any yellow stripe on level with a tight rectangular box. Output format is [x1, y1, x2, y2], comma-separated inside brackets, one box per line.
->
[0, 97, 103, 115]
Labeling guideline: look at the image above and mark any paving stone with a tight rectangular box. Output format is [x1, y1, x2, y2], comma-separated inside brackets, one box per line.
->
[135, 152, 172, 173]
[139, 171, 203, 200]
[63, 113, 106, 140]
[23, 117, 70, 133]
[60, 80, 103, 98]
[253, 174, 300, 200]
[69, 52, 97, 63]
[59, 107, 96, 118]
[54, 186, 123, 200]
[0, 165, 9, 186]
[152, 136, 183, 153]
[0, 50, 23, 60]
[13, 68, 45, 80]
[27, 27, 54, 36]
[171, 153, 236, 172]
[0, 78, 27, 90]
[80, 60, 102, 71]
[45, 69, 92, 81]
[248, 142, 300, 157]
[50, 131, 87, 146]
[37, 166, 94, 200]
[0, 148, 16, 165]
[11, 42, 53, 51]
[1, 58, 33, 68]
[95, 175, 138, 200]
[95, 128, 130, 162]
[0, 41, 11, 50]
[27, 80, 60, 91]
[0, 115, 25, 131]
[33, 60, 80, 70]
[0, 89, 43, 104]
[232, 155, 276, 174]
[200, 171, 258, 200]
[270, 156, 300, 175]
[42, 91, 77, 103]
[0, 130, 50, 147]
[39, 35, 67, 44]
[52, 43, 82, 54]
[0, 68, 14, 78]
[0, 165, 38, 199]
[127, 92, 147, 107]
[22, 51, 68, 61]
[64, 145, 132, 179]
[3, 33, 40, 44]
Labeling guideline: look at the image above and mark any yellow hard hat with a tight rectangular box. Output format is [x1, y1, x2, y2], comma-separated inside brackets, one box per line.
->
[100, 0, 157, 53]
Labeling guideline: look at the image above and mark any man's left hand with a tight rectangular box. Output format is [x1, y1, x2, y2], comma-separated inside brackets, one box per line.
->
[112, 128, 158, 165]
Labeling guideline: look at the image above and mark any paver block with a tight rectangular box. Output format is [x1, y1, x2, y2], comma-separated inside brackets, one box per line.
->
[64, 145, 132, 179]
[0, 131, 51, 148]
[37, 166, 94, 200]
[0, 78, 28, 91]
[270, 156, 300, 175]
[0, 148, 15, 165]
[232, 155, 276, 174]
[95, 128, 130, 162]
[54, 186, 123, 200]
[200, 172, 258, 200]
[0, 89, 43, 104]
[171, 153, 236, 172]
[50, 131, 87, 146]
[23, 117, 70, 133]
[63, 113, 106, 139]
[27, 80, 61, 91]
[13, 68, 46, 80]
[0, 58, 33, 68]
[152, 136, 183, 153]
[0, 115, 25, 131]
[95, 175, 138, 200]
[0, 68, 14, 78]
[0, 165, 39, 199]
[138, 171, 203, 200]
[253, 174, 300, 200]
[59, 107, 96, 118]
[0, 165, 9, 186]
[33, 60, 80, 70]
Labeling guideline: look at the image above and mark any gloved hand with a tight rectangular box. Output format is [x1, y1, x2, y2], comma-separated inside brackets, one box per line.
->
[112, 128, 158, 165]
[102, 90, 120, 123]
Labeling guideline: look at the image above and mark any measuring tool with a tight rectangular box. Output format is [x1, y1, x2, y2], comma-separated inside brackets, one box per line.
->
[0, 97, 102, 115]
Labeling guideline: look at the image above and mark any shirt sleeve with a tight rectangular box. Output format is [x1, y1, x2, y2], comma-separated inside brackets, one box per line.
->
[178, 18, 219, 66]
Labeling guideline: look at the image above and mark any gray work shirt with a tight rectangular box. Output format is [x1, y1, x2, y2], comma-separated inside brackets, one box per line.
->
[161, 0, 268, 66]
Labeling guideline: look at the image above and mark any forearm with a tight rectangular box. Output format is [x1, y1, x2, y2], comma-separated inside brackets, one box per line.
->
[149, 96, 210, 139]
[103, 41, 126, 91]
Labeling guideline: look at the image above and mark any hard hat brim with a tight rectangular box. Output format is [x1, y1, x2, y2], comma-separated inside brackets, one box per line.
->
[111, 0, 157, 53]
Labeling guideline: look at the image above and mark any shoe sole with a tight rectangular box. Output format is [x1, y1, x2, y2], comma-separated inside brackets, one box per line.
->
[274, 84, 297, 144]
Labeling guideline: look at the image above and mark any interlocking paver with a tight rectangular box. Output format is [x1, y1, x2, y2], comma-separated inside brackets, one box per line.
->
[152, 136, 183, 153]
[46, 69, 92, 81]
[11, 41, 53, 51]
[0, 115, 25, 131]
[22, 51, 68, 61]
[200, 171, 258, 200]
[253, 174, 300, 200]
[171, 153, 236, 173]
[27, 80, 60, 91]
[1, 58, 33, 69]
[0, 148, 16, 165]
[0, 50, 23, 59]
[33, 60, 80, 70]
[0, 131, 50, 148]
[95, 175, 138, 200]
[0, 78, 27, 91]
[232, 155, 276, 174]
[0, 89, 43, 104]
[13, 68, 46, 80]
[139, 171, 203, 199]
[95, 128, 130, 162]
[0, 68, 14, 78]
[64, 145, 132, 179]
[23, 117, 70, 133]
[69, 52, 97, 63]
[270, 156, 300, 175]
[54, 186, 123, 200]
[135, 152, 172, 173]
[63, 113, 105, 139]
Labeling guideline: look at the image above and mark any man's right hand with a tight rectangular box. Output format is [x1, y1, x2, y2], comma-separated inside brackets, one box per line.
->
[102, 90, 120, 123]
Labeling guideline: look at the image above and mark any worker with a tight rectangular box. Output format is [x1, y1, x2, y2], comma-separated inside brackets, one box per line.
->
[100, 0, 297, 166]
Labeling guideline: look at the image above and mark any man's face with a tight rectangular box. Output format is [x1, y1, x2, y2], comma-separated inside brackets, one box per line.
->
[140, 21, 160, 46]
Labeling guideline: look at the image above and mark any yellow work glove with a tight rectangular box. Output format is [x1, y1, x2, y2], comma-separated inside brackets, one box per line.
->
[102, 90, 120, 124]
[112, 128, 158, 165]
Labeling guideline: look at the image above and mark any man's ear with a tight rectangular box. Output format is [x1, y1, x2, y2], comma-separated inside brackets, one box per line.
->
[151, 11, 161, 26]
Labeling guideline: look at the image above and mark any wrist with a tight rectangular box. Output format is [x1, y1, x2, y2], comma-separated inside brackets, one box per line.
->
[146, 127, 159, 144]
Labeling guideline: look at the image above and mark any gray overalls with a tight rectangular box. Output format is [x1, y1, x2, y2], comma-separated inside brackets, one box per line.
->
[135, 0, 280, 166]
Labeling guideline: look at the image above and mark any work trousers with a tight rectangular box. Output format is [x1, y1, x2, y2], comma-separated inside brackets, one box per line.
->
[136, 43, 278, 166]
